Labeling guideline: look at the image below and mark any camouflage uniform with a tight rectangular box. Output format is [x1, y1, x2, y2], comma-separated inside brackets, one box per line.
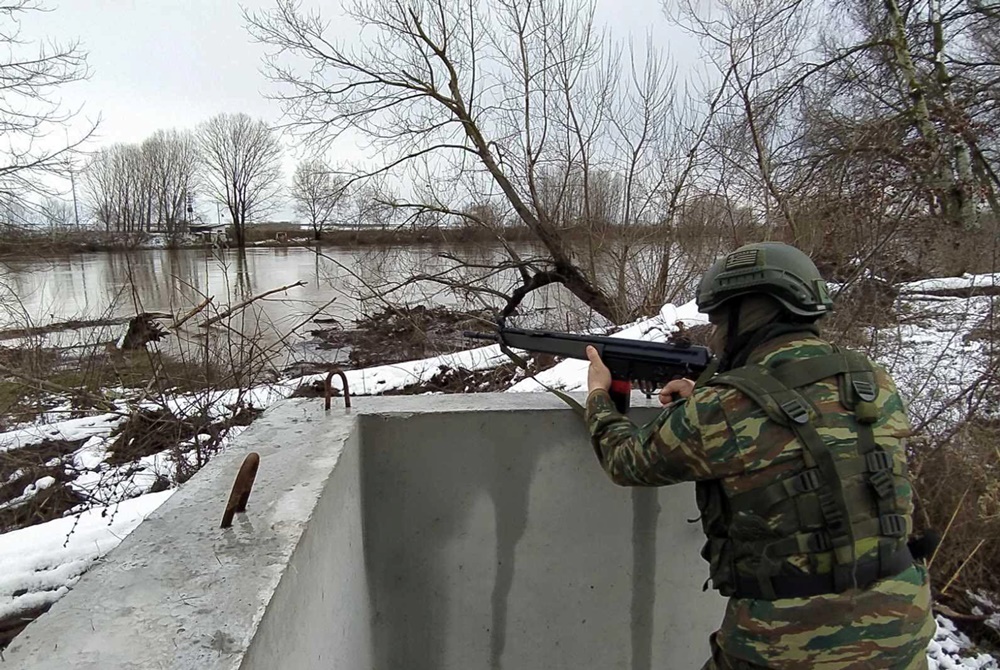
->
[585, 333, 935, 669]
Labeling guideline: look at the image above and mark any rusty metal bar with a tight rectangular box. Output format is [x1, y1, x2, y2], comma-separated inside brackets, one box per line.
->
[220, 452, 260, 529]
[324, 369, 351, 410]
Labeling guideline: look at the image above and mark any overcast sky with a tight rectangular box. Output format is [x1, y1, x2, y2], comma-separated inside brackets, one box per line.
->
[28, 0, 704, 220]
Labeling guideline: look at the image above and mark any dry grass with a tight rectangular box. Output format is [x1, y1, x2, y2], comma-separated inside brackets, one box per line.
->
[912, 420, 1000, 595]
[910, 420, 1000, 650]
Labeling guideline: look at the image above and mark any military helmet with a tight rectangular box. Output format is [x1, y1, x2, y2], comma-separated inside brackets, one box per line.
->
[696, 242, 833, 318]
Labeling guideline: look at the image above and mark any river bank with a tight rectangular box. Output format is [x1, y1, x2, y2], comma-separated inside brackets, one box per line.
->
[0, 223, 544, 257]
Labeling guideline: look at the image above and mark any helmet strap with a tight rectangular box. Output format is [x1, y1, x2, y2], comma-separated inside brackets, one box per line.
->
[718, 301, 743, 372]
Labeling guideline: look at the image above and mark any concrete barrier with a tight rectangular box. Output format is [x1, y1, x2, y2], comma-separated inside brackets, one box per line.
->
[4, 394, 725, 669]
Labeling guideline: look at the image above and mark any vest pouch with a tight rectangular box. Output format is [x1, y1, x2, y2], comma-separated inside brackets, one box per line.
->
[729, 510, 782, 542]
[705, 536, 736, 597]
[696, 480, 728, 537]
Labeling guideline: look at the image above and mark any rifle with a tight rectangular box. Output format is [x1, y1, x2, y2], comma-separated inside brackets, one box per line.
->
[464, 321, 712, 414]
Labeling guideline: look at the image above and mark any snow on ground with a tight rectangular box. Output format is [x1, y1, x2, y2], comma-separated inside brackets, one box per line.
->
[928, 616, 999, 669]
[277, 341, 513, 398]
[0, 412, 127, 453]
[972, 592, 1000, 636]
[0, 490, 172, 623]
[159, 342, 512, 419]
[875, 289, 994, 433]
[900, 273, 1000, 295]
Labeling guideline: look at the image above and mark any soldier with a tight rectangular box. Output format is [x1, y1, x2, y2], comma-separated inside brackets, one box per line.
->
[583, 242, 935, 669]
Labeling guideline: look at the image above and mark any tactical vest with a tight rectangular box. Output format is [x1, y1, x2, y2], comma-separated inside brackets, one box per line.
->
[695, 347, 914, 600]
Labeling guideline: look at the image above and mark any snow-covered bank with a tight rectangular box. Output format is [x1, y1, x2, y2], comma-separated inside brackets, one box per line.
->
[0, 490, 172, 624]
[900, 273, 1000, 295]
[0, 412, 126, 453]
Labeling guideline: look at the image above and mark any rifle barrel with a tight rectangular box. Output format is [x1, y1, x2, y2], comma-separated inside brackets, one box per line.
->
[463, 331, 499, 341]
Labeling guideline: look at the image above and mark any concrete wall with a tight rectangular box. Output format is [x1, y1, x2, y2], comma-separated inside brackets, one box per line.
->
[240, 421, 372, 670]
[3, 394, 725, 670]
[360, 408, 724, 670]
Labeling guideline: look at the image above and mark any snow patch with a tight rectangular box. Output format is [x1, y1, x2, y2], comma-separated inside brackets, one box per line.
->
[900, 273, 1000, 294]
[927, 616, 999, 669]
[0, 490, 173, 622]
[0, 412, 126, 453]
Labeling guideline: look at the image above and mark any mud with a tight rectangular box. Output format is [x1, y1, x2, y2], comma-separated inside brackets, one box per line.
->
[304, 305, 497, 370]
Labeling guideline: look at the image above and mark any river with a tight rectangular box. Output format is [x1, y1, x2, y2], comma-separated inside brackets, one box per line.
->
[0, 245, 588, 368]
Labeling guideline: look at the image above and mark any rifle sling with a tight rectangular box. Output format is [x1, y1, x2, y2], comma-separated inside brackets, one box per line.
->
[499, 343, 586, 418]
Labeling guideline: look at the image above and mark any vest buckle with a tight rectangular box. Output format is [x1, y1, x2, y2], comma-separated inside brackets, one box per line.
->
[807, 531, 833, 552]
[780, 399, 811, 424]
[852, 379, 877, 402]
[880, 514, 907, 538]
[866, 451, 893, 472]
[794, 468, 822, 493]
[870, 469, 895, 499]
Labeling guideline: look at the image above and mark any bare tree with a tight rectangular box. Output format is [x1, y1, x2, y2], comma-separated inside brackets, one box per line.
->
[666, 0, 831, 246]
[290, 158, 346, 240]
[143, 129, 199, 242]
[197, 113, 283, 248]
[39, 196, 74, 228]
[246, 0, 722, 325]
[0, 1, 95, 225]
[664, 0, 1000, 277]
[82, 144, 152, 235]
[801, 0, 1000, 273]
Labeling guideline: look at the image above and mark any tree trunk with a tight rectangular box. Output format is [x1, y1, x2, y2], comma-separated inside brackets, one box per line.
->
[929, 0, 979, 232]
[883, 0, 970, 229]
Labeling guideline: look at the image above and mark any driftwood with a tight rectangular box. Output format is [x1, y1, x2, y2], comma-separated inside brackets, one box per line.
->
[901, 285, 1000, 299]
[0, 314, 164, 343]
[201, 281, 308, 328]
[933, 603, 990, 623]
[173, 296, 214, 330]
[119, 313, 172, 350]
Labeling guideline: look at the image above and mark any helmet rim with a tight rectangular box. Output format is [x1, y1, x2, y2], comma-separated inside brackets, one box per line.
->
[696, 243, 832, 318]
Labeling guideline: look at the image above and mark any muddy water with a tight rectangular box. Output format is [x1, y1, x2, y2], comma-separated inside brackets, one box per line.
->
[0, 245, 588, 366]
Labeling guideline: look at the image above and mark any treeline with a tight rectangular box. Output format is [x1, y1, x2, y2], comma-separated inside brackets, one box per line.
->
[76, 113, 374, 246]
[84, 130, 198, 237]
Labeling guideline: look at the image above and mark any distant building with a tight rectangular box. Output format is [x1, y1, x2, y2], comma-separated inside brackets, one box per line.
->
[188, 223, 228, 244]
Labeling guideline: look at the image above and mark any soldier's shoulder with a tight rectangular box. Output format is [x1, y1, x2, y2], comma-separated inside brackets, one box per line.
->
[690, 380, 761, 431]
[750, 335, 834, 368]
[691, 383, 744, 412]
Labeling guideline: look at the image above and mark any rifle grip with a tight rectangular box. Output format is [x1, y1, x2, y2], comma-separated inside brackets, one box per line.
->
[609, 380, 631, 414]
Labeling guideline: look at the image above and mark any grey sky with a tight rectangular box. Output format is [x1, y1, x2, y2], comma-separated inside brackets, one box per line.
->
[29, 0, 703, 220]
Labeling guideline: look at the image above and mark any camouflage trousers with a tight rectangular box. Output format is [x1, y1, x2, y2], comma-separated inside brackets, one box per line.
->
[700, 634, 769, 670]
[699, 633, 931, 669]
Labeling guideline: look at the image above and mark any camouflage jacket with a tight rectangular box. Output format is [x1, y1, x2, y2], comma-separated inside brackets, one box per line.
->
[584, 334, 935, 669]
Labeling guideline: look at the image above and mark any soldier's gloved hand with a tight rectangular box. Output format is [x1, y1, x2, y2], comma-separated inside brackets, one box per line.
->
[658, 378, 695, 406]
[585, 346, 612, 393]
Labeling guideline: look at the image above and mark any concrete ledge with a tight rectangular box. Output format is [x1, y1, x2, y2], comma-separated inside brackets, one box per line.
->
[3, 394, 725, 669]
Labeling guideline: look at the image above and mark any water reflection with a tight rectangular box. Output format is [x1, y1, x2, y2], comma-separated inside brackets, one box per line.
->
[0, 245, 589, 364]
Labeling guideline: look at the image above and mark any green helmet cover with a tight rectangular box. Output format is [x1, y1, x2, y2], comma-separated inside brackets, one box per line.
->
[697, 242, 833, 318]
